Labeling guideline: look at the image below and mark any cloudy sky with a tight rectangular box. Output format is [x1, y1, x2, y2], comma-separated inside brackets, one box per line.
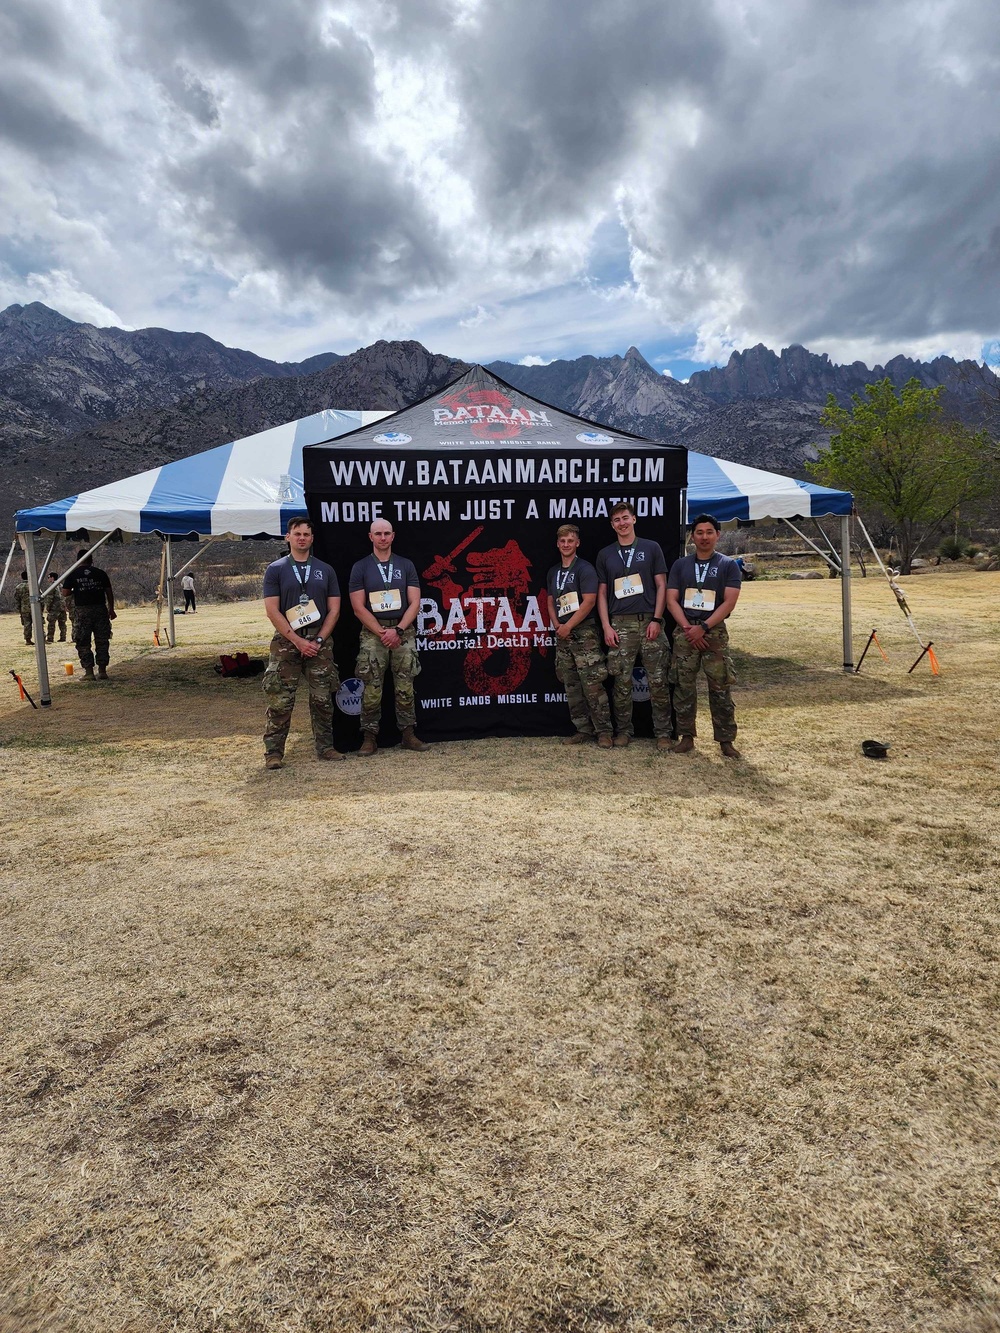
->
[1, 0, 998, 375]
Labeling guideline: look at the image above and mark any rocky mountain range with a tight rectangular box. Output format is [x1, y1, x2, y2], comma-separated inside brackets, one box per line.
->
[2, 301, 995, 524]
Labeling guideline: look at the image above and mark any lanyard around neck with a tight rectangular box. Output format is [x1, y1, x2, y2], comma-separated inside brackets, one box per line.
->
[556, 558, 576, 592]
[618, 544, 636, 569]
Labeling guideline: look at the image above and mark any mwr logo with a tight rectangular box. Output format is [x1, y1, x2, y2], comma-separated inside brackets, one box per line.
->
[336, 677, 365, 715]
[373, 431, 412, 445]
[576, 430, 614, 445]
[631, 666, 650, 703]
[433, 387, 551, 439]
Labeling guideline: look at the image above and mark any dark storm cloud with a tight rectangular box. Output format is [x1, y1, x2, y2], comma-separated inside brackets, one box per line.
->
[108, 0, 450, 299]
[443, 0, 726, 230]
[0, 76, 100, 159]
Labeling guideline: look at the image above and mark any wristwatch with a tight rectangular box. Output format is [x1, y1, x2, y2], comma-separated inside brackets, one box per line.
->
[315, 636, 325, 647]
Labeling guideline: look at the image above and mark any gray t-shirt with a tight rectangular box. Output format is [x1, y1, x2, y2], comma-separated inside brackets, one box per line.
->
[546, 558, 599, 624]
[668, 552, 742, 623]
[262, 555, 340, 620]
[349, 553, 420, 623]
[596, 537, 667, 615]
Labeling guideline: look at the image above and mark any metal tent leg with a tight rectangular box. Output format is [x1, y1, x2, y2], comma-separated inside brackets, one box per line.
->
[165, 537, 176, 648]
[841, 514, 853, 673]
[20, 532, 52, 706]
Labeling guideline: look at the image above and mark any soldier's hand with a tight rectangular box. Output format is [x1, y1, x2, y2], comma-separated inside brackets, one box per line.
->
[556, 623, 572, 640]
[298, 635, 319, 658]
[381, 628, 400, 648]
[684, 624, 707, 647]
[646, 621, 661, 641]
[108, 610, 117, 620]
[603, 626, 619, 648]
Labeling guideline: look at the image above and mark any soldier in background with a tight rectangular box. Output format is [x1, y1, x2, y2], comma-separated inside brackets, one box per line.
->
[546, 524, 612, 748]
[64, 551, 116, 681]
[45, 572, 68, 642]
[13, 572, 33, 644]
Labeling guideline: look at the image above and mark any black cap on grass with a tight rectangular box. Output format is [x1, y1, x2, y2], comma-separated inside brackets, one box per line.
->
[861, 739, 891, 760]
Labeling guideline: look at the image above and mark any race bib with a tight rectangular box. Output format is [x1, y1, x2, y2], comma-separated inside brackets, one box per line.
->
[369, 588, 402, 614]
[287, 598, 321, 630]
[683, 587, 717, 612]
[614, 574, 644, 599]
[556, 591, 580, 618]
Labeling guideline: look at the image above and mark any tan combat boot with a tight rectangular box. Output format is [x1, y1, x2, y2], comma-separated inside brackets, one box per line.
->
[83, 668, 96, 681]
[720, 741, 742, 759]
[673, 735, 695, 754]
[596, 733, 614, 749]
[400, 727, 428, 752]
[358, 732, 378, 757]
[97, 667, 109, 680]
[265, 754, 284, 770]
[318, 747, 345, 762]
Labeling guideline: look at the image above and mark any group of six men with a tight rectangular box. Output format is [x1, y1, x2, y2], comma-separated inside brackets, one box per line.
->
[260, 501, 743, 768]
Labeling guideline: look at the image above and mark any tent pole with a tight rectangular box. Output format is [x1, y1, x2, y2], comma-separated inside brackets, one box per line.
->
[780, 517, 841, 573]
[165, 537, 176, 648]
[0, 537, 16, 601]
[19, 532, 52, 706]
[841, 514, 853, 673]
[37, 534, 60, 583]
[173, 539, 215, 579]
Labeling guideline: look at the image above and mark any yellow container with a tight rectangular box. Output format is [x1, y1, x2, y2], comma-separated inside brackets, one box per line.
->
[63, 661, 74, 676]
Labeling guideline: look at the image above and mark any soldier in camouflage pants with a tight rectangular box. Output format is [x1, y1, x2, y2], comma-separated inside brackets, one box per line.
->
[262, 634, 340, 759]
[669, 621, 738, 744]
[45, 575, 68, 642]
[554, 623, 612, 739]
[355, 625, 421, 735]
[13, 574, 33, 644]
[606, 614, 672, 739]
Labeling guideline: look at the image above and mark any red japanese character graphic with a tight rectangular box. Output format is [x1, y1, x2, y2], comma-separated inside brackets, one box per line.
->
[422, 528, 549, 696]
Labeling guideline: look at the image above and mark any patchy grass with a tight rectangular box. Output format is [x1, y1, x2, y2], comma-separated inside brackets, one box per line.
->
[1, 573, 999, 1332]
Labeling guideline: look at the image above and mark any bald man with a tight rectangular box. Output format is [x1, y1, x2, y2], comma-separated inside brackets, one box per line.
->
[349, 520, 428, 754]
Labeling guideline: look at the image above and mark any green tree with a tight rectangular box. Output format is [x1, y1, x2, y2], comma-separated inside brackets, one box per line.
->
[809, 378, 997, 573]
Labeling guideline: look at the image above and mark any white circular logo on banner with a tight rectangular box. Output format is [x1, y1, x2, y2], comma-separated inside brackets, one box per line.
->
[336, 677, 366, 715]
[373, 431, 412, 444]
[576, 430, 613, 444]
[631, 666, 650, 702]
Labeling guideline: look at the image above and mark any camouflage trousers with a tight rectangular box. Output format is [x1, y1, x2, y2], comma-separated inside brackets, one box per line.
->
[73, 605, 112, 670]
[262, 633, 340, 757]
[669, 621, 737, 743]
[20, 613, 33, 644]
[607, 614, 672, 738]
[46, 606, 67, 640]
[554, 621, 612, 737]
[355, 624, 421, 734]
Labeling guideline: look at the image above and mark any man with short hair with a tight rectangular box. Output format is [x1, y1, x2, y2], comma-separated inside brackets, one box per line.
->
[596, 502, 671, 748]
[13, 571, 33, 645]
[45, 572, 68, 642]
[546, 524, 613, 748]
[666, 513, 743, 759]
[64, 552, 116, 680]
[349, 519, 427, 755]
[262, 518, 342, 770]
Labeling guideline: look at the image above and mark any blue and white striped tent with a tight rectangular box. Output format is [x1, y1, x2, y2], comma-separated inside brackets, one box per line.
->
[15, 411, 850, 535]
[14, 409, 393, 537]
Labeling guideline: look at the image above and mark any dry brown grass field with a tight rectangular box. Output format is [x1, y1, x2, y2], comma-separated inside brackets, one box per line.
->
[1, 571, 998, 1333]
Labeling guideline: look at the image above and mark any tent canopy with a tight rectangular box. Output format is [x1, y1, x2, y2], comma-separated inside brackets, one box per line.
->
[14, 378, 851, 535]
[14, 409, 391, 537]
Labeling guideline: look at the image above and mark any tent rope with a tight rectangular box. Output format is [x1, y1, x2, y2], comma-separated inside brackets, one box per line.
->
[854, 513, 933, 652]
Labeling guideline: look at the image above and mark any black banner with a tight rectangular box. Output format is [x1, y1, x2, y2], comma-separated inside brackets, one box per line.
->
[303, 366, 686, 746]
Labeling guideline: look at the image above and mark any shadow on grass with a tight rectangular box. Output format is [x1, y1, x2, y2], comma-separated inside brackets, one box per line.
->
[730, 648, 924, 706]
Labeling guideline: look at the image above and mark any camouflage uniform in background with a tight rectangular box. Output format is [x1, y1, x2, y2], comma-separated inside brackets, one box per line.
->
[355, 625, 420, 734]
[606, 615, 672, 738]
[669, 621, 738, 744]
[262, 634, 340, 759]
[45, 587, 68, 642]
[554, 622, 611, 738]
[13, 581, 33, 644]
[74, 605, 112, 672]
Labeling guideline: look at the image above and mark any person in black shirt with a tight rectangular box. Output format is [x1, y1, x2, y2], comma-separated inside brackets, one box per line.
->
[64, 552, 116, 680]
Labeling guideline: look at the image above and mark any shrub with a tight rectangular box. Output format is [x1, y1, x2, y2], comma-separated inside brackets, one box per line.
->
[938, 536, 966, 561]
